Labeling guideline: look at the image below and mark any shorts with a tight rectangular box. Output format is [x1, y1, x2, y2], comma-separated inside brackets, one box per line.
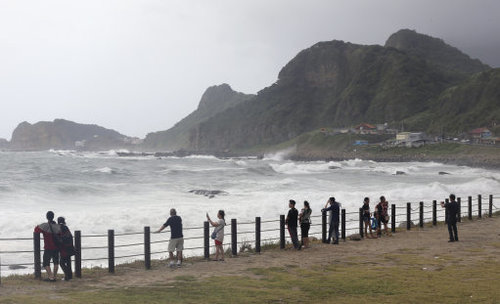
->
[168, 238, 184, 252]
[43, 249, 59, 267]
[363, 216, 370, 223]
[380, 215, 389, 224]
[214, 240, 222, 246]
[300, 223, 310, 238]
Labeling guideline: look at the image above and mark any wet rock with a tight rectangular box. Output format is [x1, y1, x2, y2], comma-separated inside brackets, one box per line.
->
[439, 171, 451, 175]
[9, 265, 27, 270]
[349, 234, 362, 241]
[394, 171, 406, 175]
[328, 166, 341, 169]
[189, 189, 228, 198]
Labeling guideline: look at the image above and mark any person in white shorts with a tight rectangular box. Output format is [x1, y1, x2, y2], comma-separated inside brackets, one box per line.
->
[156, 208, 184, 267]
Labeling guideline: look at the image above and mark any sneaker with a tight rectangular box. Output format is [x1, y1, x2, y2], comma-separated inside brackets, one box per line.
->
[169, 261, 175, 268]
[176, 260, 181, 268]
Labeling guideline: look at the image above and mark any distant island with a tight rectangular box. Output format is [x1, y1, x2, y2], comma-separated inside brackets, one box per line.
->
[1, 29, 499, 167]
[5, 119, 142, 151]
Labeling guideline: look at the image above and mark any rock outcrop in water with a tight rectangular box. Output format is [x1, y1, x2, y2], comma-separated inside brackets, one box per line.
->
[9, 119, 141, 151]
[189, 189, 229, 199]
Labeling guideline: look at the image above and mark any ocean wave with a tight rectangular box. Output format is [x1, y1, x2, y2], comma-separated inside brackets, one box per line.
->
[263, 147, 296, 161]
[270, 161, 340, 175]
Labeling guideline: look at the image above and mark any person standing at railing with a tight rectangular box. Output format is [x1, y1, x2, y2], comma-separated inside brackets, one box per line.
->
[286, 200, 301, 250]
[299, 201, 312, 248]
[34, 211, 61, 282]
[362, 197, 376, 239]
[156, 208, 184, 267]
[322, 197, 340, 244]
[57, 217, 75, 281]
[375, 196, 391, 237]
[441, 194, 459, 242]
[207, 210, 226, 261]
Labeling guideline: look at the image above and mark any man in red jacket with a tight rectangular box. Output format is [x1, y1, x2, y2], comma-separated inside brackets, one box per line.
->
[34, 211, 61, 281]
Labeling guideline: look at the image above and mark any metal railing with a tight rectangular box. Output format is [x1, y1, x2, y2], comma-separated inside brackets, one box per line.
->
[0, 193, 498, 283]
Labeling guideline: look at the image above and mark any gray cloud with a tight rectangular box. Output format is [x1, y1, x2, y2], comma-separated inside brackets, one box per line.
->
[1, 0, 499, 140]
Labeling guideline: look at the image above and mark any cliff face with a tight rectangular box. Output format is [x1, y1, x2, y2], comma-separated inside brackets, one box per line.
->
[9, 119, 138, 151]
[143, 84, 254, 151]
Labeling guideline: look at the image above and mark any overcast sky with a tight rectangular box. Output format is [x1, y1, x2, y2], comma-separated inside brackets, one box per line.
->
[1, 0, 499, 140]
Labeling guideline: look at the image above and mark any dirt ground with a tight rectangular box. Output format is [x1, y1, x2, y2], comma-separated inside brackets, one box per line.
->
[1, 216, 499, 297]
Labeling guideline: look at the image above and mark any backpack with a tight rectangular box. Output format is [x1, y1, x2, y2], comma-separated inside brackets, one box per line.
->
[60, 225, 76, 256]
[48, 222, 63, 249]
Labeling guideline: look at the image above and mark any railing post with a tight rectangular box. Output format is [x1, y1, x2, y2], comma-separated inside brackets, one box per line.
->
[144, 226, 151, 270]
[478, 194, 482, 218]
[457, 197, 462, 223]
[406, 203, 411, 230]
[359, 208, 364, 238]
[432, 200, 437, 226]
[341, 209, 346, 241]
[445, 199, 449, 224]
[255, 217, 261, 254]
[489, 194, 493, 217]
[75, 230, 81, 278]
[468, 196, 472, 220]
[204, 221, 209, 259]
[391, 204, 396, 233]
[108, 229, 114, 273]
[419, 202, 424, 228]
[280, 215, 285, 249]
[231, 219, 237, 256]
[33, 232, 41, 279]
[321, 210, 327, 243]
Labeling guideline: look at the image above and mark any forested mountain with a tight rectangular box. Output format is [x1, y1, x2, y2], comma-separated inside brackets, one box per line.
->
[143, 84, 254, 151]
[144, 29, 496, 152]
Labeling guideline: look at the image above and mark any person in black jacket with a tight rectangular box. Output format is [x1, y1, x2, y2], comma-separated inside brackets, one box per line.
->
[57, 217, 75, 281]
[441, 194, 459, 242]
[322, 197, 340, 244]
[286, 200, 301, 250]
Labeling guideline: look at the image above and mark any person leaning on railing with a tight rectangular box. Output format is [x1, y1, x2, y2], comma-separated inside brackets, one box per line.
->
[155, 208, 184, 267]
[34, 211, 61, 282]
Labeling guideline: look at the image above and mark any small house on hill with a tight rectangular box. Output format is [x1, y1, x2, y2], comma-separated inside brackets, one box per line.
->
[355, 123, 377, 134]
[469, 128, 496, 144]
[396, 132, 428, 147]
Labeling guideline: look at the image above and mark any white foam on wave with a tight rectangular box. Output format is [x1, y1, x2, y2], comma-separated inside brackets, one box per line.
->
[263, 147, 296, 161]
[95, 167, 115, 174]
[270, 161, 340, 174]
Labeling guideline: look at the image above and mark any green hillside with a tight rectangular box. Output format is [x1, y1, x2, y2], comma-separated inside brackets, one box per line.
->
[145, 29, 495, 153]
[405, 68, 500, 135]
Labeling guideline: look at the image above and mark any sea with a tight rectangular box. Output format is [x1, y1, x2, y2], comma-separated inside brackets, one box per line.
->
[1, 150, 499, 276]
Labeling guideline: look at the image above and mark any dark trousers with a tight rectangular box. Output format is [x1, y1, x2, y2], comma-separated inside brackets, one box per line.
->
[328, 221, 339, 243]
[60, 256, 72, 280]
[288, 226, 300, 249]
[447, 221, 458, 241]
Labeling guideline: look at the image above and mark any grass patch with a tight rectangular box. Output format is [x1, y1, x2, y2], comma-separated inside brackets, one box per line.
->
[2, 257, 499, 304]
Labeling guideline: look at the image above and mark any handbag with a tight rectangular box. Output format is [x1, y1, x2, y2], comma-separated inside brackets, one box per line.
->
[210, 221, 225, 239]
